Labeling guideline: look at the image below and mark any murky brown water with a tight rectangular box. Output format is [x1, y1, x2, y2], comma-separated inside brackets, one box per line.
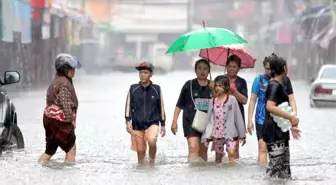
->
[0, 71, 335, 185]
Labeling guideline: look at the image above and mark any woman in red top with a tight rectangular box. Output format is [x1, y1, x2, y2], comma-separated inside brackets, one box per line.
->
[39, 54, 82, 163]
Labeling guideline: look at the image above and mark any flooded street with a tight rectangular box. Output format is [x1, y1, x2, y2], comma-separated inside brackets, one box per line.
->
[0, 71, 335, 185]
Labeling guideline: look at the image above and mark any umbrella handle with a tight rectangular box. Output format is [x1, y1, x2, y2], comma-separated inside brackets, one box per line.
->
[206, 47, 212, 81]
[224, 48, 230, 75]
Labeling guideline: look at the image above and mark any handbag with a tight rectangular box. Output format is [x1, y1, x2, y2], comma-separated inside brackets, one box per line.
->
[190, 80, 208, 133]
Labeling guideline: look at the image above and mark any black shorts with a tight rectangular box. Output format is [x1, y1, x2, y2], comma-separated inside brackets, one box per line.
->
[256, 123, 264, 141]
[182, 117, 202, 139]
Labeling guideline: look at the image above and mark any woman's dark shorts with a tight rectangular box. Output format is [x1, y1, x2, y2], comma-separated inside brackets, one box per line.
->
[43, 115, 76, 155]
[183, 117, 202, 139]
[256, 123, 264, 141]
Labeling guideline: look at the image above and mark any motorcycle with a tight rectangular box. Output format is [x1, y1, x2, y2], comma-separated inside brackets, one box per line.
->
[0, 71, 24, 154]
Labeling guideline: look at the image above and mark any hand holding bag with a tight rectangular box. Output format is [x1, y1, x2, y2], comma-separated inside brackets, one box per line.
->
[190, 80, 208, 133]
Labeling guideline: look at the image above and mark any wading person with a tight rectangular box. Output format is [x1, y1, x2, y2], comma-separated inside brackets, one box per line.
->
[247, 56, 272, 166]
[39, 54, 81, 163]
[248, 53, 298, 166]
[202, 75, 246, 164]
[262, 55, 300, 178]
[225, 55, 248, 159]
[125, 62, 166, 164]
[171, 59, 212, 162]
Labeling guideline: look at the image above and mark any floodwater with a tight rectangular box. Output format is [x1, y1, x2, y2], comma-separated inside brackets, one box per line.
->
[0, 71, 335, 185]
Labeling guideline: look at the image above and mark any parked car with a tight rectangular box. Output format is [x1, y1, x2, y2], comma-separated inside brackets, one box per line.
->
[0, 71, 24, 154]
[309, 64, 336, 108]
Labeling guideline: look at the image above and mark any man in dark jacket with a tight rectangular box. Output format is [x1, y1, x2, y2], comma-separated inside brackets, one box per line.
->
[125, 62, 166, 164]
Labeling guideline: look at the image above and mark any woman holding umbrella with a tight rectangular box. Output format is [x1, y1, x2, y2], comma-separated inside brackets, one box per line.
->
[171, 59, 213, 162]
[225, 55, 248, 159]
[166, 23, 249, 161]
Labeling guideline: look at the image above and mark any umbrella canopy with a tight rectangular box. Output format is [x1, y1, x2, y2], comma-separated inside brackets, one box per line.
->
[166, 27, 248, 54]
[199, 46, 256, 69]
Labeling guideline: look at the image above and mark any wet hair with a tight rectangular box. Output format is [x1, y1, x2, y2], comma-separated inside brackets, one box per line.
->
[194, 59, 211, 72]
[214, 75, 230, 93]
[263, 55, 271, 66]
[262, 53, 278, 66]
[226, 55, 241, 68]
[269, 54, 287, 77]
[56, 63, 73, 76]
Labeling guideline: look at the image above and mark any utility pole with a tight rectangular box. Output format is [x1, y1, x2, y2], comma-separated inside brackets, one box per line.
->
[0, 0, 2, 40]
[187, 0, 193, 32]
[330, 0, 336, 26]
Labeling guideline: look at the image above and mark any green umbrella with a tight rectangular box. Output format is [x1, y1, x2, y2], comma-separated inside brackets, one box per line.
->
[166, 27, 248, 54]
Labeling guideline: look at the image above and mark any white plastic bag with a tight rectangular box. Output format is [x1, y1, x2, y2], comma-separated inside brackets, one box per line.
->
[270, 102, 296, 132]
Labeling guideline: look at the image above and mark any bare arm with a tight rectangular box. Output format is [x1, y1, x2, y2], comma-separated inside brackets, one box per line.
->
[266, 100, 295, 121]
[248, 94, 257, 123]
[231, 79, 248, 105]
[288, 94, 297, 115]
[232, 89, 248, 105]
[173, 106, 182, 122]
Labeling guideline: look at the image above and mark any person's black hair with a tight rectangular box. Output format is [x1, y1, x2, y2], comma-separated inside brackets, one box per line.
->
[194, 59, 211, 72]
[263, 56, 270, 66]
[214, 75, 230, 93]
[226, 54, 241, 68]
[262, 53, 278, 66]
[269, 54, 287, 77]
[56, 64, 73, 77]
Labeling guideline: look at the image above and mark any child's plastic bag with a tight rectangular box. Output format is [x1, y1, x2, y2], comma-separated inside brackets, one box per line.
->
[270, 102, 296, 132]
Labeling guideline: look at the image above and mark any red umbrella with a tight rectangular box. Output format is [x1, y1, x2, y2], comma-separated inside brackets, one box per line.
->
[199, 46, 256, 69]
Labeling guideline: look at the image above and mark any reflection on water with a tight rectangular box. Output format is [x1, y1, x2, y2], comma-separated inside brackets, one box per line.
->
[1, 146, 331, 185]
[40, 160, 77, 170]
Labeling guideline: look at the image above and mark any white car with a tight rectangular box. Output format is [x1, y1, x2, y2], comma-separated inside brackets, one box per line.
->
[111, 43, 174, 74]
[309, 64, 336, 107]
[150, 43, 174, 73]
